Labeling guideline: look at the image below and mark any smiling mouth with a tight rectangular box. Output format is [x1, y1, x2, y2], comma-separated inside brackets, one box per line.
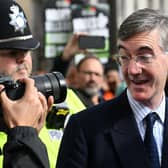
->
[131, 79, 149, 85]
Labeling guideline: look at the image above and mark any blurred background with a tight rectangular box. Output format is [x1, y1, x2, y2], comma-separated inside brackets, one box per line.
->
[15, 0, 168, 74]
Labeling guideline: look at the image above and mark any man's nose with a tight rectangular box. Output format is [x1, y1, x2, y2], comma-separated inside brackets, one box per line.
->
[127, 59, 142, 75]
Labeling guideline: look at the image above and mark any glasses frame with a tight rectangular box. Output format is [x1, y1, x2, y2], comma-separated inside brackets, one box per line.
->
[117, 53, 156, 67]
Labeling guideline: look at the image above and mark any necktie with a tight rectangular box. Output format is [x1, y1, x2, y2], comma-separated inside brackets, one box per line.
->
[144, 112, 160, 168]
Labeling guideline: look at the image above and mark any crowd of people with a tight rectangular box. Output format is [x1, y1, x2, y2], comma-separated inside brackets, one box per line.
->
[51, 33, 124, 106]
[0, 0, 168, 168]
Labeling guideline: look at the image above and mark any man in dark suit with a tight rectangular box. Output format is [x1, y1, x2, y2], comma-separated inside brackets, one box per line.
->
[56, 8, 168, 168]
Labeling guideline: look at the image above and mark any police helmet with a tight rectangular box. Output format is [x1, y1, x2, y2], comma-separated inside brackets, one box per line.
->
[0, 0, 39, 50]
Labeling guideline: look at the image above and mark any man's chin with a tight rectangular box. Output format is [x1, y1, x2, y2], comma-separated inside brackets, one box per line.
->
[84, 88, 99, 97]
[131, 90, 150, 102]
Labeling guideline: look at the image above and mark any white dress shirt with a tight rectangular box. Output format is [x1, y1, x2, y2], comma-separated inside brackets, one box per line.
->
[127, 90, 165, 164]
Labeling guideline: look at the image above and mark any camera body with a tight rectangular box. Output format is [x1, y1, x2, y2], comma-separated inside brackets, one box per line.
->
[0, 76, 25, 100]
[0, 71, 67, 103]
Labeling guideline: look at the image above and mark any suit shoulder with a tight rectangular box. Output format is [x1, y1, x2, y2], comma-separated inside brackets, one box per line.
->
[70, 91, 129, 131]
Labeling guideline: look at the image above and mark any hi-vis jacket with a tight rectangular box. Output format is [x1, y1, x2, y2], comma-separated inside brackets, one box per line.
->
[0, 88, 86, 168]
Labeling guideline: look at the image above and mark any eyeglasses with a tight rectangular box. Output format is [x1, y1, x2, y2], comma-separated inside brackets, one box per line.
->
[117, 54, 155, 66]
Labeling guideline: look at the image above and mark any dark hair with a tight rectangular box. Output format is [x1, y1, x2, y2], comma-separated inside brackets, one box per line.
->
[76, 53, 102, 71]
[104, 63, 119, 75]
[118, 8, 168, 52]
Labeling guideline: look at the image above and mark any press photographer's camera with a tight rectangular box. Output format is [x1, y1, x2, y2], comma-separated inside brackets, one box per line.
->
[0, 71, 67, 103]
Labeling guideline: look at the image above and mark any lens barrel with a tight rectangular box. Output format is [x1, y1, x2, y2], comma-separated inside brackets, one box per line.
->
[5, 71, 67, 103]
[32, 72, 67, 103]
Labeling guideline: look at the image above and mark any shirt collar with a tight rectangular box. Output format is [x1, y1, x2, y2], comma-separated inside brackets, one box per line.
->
[127, 89, 165, 125]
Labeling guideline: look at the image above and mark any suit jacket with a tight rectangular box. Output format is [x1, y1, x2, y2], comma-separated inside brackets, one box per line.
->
[56, 90, 168, 168]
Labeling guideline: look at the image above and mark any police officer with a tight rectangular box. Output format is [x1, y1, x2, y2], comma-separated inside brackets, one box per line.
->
[0, 0, 86, 167]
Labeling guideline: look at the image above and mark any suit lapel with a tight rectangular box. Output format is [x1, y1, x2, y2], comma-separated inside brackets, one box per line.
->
[161, 98, 168, 168]
[104, 92, 149, 168]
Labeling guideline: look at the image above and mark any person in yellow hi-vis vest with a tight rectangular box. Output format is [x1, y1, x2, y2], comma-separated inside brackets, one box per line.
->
[0, 0, 54, 167]
[39, 89, 86, 168]
[0, 0, 85, 168]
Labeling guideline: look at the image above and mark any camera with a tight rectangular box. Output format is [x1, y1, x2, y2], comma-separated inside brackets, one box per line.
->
[0, 71, 67, 103]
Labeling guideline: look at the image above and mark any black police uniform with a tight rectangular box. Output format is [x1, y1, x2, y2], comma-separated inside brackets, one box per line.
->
[0, 0, 47, 167]
[3, 127, 49, 168]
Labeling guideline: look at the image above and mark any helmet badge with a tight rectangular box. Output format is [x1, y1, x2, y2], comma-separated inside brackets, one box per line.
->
[9, 5, 27, 34]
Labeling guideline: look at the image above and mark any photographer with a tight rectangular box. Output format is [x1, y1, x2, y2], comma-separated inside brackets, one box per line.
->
[1, 78, 53, 168]
[0, 0, 58, 167]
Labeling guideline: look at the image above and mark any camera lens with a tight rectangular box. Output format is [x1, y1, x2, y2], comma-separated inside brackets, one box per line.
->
[4, 71, 67, 103]
[32, 72, 67, 103]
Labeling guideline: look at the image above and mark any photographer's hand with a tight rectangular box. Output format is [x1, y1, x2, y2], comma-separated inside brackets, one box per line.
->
[0, 77, 53, 132]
